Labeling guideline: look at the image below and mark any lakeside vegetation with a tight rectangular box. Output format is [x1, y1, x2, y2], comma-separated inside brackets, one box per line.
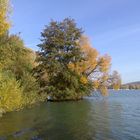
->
[0, 0, 122, 116]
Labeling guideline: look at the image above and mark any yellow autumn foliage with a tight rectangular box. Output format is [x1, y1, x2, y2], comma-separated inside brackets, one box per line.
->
[99, 86, 108, 96]
[80, 76, 88, 84]
[113, 84, 120, 90]
[92, 80, 99, 89]
[79, 36, 99, 74]
[68, 36, 100, 75]
[67, 62, 82, 75]
[67, 36, 111, 95]
[0, 0, 10, 35]
[68, 36, 111, 76]
[0, 71, 23, 113]
[68, 63, 75, 71]
[99, 55, 111, 72]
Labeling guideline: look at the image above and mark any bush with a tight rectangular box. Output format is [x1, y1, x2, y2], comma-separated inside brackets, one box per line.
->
[21, 72, 47, 106]
[0, 70, 47, 117]
[0, 71, 23, 115]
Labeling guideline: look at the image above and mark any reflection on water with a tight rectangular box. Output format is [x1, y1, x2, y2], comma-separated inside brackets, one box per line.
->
[0, 90, 140, 140]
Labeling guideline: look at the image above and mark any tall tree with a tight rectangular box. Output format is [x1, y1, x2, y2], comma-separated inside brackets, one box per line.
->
[68, 36, 111, 95]
[35, 18, 93, 100]
[35, 18, 112, 100]
[0, 34, 35, 78]
[0, 0, 10, 36]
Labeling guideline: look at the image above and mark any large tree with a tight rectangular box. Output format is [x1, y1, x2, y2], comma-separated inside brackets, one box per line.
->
[35, 18, 93, 101]
[69, 36, 111, 95]
[35, 18, 112, 100]
[0, 34, 35, 78]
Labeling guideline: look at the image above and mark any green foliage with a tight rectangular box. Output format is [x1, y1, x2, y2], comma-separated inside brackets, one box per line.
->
[0, 33, 46, 116]
[21, 72, 46, 105]
[46, 69, 92, 101]
[0, 14, 120, 117]
[0, 34, 34, 79]
[35, 18, 93, 101]
[0, 70, 45, 116]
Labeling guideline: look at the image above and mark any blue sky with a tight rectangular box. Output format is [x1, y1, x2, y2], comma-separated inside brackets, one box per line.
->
[10, 0, 140, 84]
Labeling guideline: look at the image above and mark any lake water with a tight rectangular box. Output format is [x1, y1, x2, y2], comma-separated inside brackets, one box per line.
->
[0, 90, 140, 140]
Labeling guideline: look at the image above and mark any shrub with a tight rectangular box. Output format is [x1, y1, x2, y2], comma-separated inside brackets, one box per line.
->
[0, 71, 23, 115]
[21, 72, 47, 106]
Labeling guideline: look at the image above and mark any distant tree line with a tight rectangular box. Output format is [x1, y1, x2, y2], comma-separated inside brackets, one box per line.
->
[121, 84, 140, 90]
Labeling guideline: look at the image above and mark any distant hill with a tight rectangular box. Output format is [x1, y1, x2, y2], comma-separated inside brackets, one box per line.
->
[123, 81, 140, 86]
[122, 81, 140, 89]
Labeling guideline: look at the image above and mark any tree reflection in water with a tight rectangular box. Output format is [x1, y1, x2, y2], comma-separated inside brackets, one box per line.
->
[0, 97, 123, 140]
